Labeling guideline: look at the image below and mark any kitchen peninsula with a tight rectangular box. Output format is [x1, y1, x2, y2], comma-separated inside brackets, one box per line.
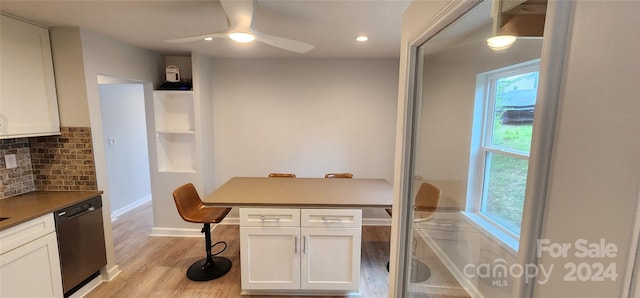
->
[204, 177, 393, 208]
[204, 177, 392, 296]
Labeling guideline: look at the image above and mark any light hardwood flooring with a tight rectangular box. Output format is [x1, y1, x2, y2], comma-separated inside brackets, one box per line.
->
[87, 202, 468, 298]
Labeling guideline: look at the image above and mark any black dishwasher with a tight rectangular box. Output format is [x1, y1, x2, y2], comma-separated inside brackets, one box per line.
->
[55, 196, 107, 296]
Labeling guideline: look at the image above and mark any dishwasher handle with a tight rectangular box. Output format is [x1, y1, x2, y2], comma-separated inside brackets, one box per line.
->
[55, 196, 103, 226]
[67, 206, 97, 220]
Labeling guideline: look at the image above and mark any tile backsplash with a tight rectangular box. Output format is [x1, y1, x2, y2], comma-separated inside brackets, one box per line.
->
[0, 127, 98, 198]
[0, 138, 35, 197]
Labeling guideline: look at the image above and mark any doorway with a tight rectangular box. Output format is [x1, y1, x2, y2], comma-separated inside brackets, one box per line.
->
[98, 77, 152, 221]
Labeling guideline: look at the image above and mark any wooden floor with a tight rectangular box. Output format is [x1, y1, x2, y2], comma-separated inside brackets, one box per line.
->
[87, 202, 468, 298]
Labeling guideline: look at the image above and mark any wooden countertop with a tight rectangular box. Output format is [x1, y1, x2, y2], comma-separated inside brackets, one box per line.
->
[0, 191, 103, 231]
[203, 177, 392, 208]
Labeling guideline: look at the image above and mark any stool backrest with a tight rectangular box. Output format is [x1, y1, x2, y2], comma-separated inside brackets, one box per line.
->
[172, 183, 205, 223]
[414, 182, 441, 212]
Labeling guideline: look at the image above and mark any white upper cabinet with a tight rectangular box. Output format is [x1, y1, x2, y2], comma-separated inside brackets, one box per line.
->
[0, 14, 60, 138]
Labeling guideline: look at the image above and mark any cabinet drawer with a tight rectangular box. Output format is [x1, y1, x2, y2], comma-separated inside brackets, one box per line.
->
[0, 214, 55, 254]
[301, 209, 362, 228]
[240, 208, 300, 227]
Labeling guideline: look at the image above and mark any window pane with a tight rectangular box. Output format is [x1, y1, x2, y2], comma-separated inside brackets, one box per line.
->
[490, 71, 538, 154]
[481, 153, 528, 233]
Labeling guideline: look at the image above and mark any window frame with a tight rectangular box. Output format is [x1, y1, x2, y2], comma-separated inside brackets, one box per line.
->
[465, 59, 541, 252]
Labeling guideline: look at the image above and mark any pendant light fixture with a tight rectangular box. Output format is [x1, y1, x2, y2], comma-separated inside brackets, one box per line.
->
[487, 0, 547, 51]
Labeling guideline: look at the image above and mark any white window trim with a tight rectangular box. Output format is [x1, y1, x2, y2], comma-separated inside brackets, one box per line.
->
[466, 59, 540, 252]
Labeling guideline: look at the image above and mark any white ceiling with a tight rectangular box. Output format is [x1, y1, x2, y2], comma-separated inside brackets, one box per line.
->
[0, 0, 412, 59]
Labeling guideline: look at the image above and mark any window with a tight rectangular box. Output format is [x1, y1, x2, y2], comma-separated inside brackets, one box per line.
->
[467, 60, 540, 247]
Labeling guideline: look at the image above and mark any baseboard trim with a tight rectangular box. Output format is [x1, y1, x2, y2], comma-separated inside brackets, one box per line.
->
[103, 264, 122, 281]
[111, 195, 152, 221]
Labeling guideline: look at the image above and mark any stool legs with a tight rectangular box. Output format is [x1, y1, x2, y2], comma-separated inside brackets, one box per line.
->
[186, 223, 232, 281]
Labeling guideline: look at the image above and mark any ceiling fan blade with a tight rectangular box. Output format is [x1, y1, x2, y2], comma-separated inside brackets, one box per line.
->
[166, 0, 314, 54]
[253, 30, 315, 53]
[219, 0, 255, 31]
[165, 32, 227, 43]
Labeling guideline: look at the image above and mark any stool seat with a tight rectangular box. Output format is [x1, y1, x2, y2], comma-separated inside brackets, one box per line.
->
[173, 183, 232, 282]
[182, 206, 230, 224]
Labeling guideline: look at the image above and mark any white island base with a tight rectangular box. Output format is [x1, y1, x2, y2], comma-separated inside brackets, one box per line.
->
[239, 208, 362, 296]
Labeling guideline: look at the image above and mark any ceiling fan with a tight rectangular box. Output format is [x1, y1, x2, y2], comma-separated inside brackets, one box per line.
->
[166, 0, 315, 53]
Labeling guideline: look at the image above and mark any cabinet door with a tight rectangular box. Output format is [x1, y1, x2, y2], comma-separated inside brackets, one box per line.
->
[240, 227, 300, 290]
[0, 15, 60, 138]
[300, 227, 361, 291]
[0, 232, 63, 298]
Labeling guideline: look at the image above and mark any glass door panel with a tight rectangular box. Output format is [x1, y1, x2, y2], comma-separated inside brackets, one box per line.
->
[402, 0, 546, 297]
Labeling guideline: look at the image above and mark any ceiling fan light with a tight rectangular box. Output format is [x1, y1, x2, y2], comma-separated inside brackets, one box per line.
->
[204, 37, 213, 41]
[228, 32, 255, 43]
[356, 35, 368, 42]
[487, 35, 516, 51]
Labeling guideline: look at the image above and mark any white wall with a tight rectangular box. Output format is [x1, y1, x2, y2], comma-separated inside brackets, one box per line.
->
[98, 83, 151, 215]
[80, 28, 163, 279]
[534, 1, 640, 297]
[192, 53, 216, 195]
[210, 59, 399, 220]
[50, 27, 163, 280]
[49, 27, 90, 127]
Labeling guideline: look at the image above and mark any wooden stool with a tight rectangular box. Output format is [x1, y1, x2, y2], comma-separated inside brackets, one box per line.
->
[173, 183, 232, 281]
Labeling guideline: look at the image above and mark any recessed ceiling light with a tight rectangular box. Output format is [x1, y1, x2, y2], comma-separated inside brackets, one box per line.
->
[204, 37, 213, 41]
[228, 32, 255, 43]
[356, 35, 368, 42]
[487, 35, 516, 51]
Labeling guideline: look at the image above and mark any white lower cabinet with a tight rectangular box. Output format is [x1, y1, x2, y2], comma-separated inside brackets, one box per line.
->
[300, 227, 361, 291]
[0, 214, 63, 298]
[240, 226, 301, 290]
[240, 208, 361, 295]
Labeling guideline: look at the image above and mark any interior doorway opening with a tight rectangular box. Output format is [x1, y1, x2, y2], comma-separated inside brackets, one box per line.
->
[97, 75, 152, 222]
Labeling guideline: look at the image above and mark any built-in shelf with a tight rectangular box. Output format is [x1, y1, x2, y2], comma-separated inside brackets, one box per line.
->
[153, 91, 194, 132]
[153, 90, 196, 173]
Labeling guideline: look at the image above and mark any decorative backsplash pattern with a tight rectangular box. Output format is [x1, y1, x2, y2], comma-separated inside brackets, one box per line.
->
[0, 138, 35, 198]
[30, 127, 98, 192]
[0, 127, 97, 199]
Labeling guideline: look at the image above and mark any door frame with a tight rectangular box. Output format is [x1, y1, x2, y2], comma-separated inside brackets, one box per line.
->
[389, 0, 573, 297]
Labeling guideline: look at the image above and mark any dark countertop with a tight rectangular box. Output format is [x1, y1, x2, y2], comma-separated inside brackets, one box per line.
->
[0, 191, 103, 231]
[204, 177, 393, 208]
